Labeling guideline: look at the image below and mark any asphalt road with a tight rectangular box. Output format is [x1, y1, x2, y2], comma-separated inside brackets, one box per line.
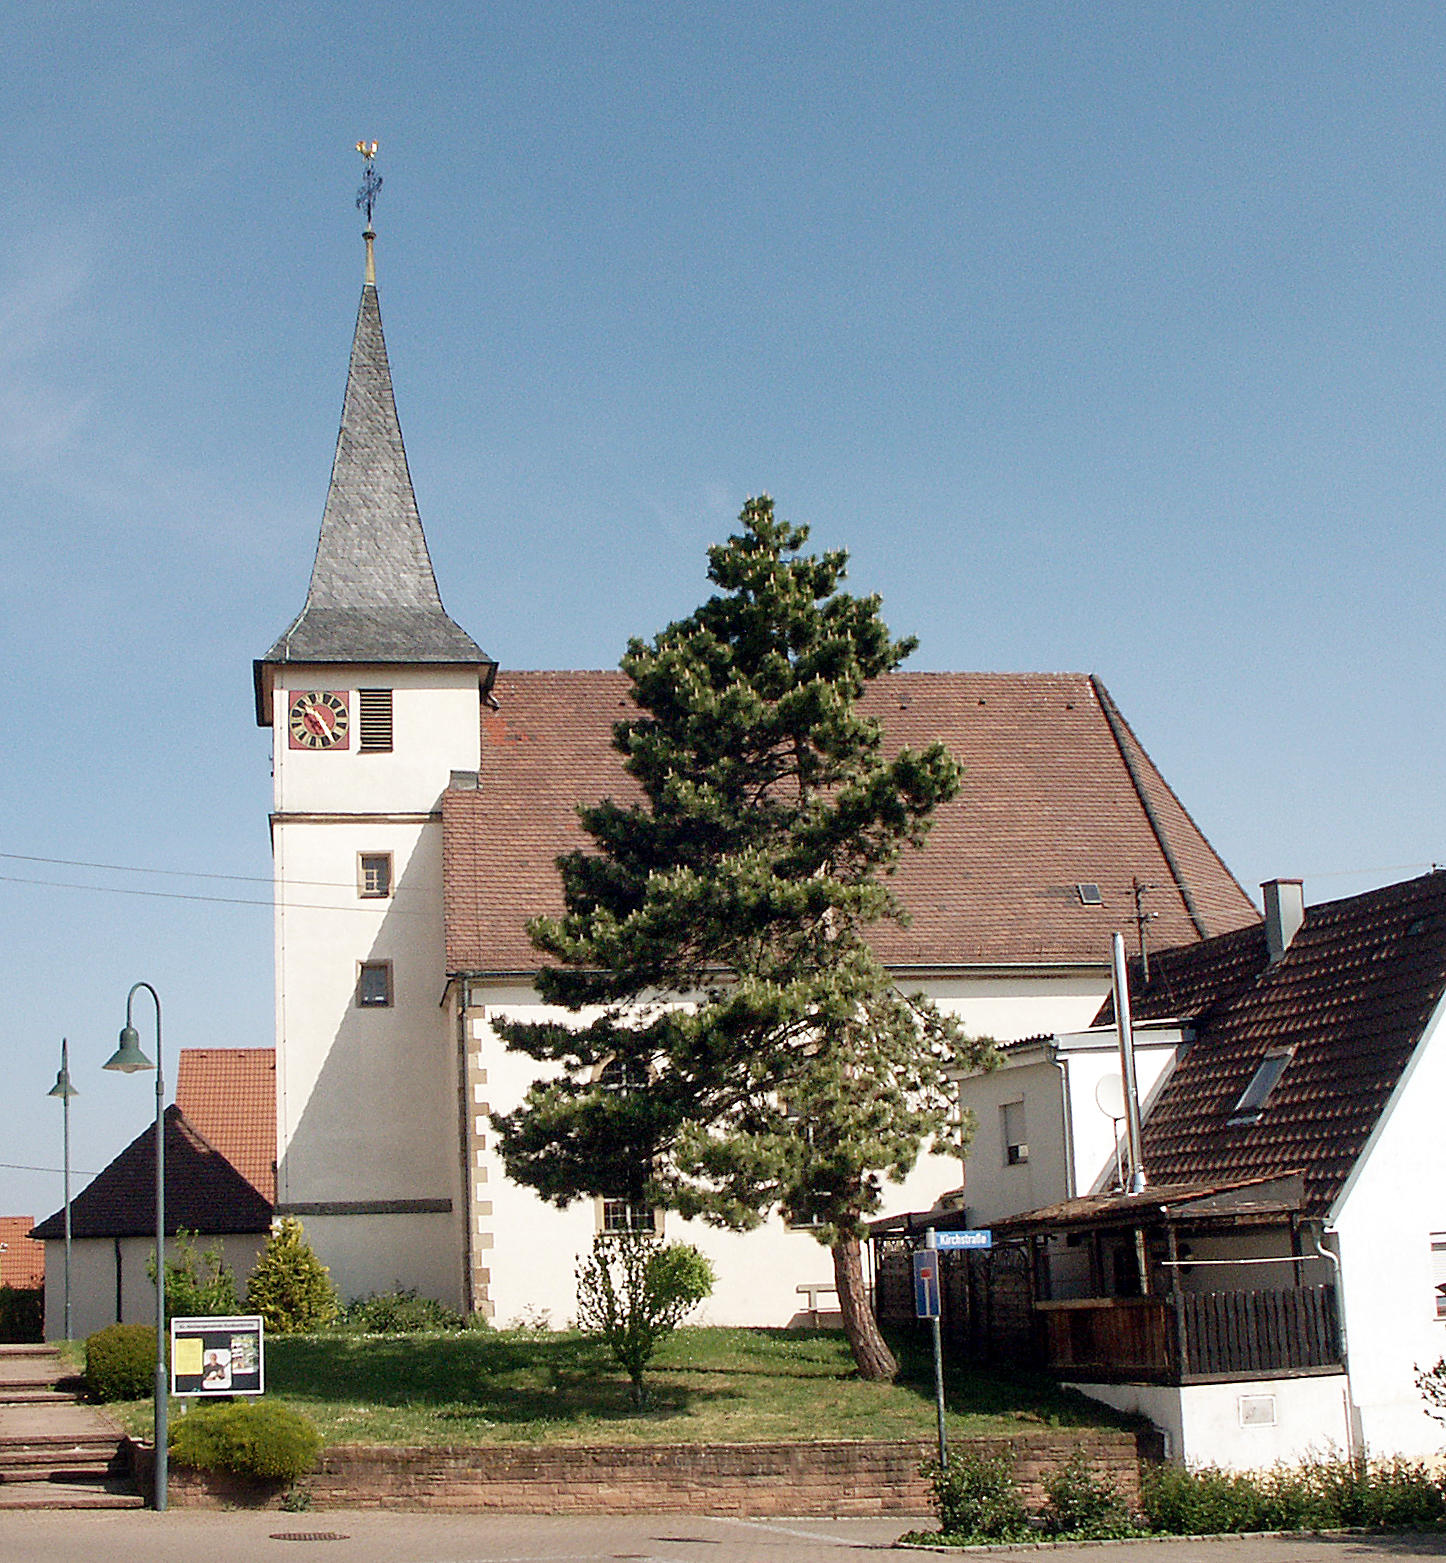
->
[0, 1513, 1442, 1563]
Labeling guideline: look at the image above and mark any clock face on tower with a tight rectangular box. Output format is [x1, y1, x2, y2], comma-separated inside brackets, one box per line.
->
[288, 690, 351, 750]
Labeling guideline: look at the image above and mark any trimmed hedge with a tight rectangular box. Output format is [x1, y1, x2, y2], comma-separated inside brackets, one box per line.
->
[84, 1324, 160, 1402]
[170, 1400, 322, 1483]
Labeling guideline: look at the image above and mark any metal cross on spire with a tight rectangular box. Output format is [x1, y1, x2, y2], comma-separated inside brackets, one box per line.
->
[356, 140, 383, 229]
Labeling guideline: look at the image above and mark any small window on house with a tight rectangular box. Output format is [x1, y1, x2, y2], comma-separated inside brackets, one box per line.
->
[1001, 1100, 1029, 1166]
[357, 961, 393, 1008]
[358, 853, 393, 898]
[600, 1198, 658, 1235]
[1229, 1049, 1293, 1126]
[1431, 1235, 1446, 1320]
[358, 688, 393, 753]
[596, 1058, 658, 1234]
[1076, 883, 1104, 906]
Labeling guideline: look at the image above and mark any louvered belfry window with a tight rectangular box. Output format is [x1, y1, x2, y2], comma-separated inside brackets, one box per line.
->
[358, 688, 393, 753]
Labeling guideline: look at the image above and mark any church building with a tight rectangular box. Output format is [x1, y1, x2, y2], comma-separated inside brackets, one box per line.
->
[255, 216, 1259, 1326]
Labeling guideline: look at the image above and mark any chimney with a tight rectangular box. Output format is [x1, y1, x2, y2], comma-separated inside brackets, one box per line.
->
[1262, 879, 1305, 964]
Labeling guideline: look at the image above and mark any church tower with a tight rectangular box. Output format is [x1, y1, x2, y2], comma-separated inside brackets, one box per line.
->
[254, 165, 494, 1307]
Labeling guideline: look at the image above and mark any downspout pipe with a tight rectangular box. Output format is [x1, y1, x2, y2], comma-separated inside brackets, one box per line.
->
[1110, 933, 1147, 1194]
[1311, 1224, 1360, 1462]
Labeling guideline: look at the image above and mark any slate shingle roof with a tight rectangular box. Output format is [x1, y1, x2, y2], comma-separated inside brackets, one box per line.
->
[31, 1105, 273, 1241]
[1129, 871, 1446, 1216]
[443, 668, 1258, 975]
[256, 255, 492, 719]
[175, 1049, 276, 1203]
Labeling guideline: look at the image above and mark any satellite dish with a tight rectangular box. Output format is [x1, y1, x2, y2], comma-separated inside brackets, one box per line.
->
[1095, 1074, 1126, 1119]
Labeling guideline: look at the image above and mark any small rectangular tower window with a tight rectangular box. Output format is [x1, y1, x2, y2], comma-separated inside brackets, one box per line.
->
[1431, 1235, 1446, 1319]
[357, 961, 393, 1008]
[1002, 1100, 1029, 1166]
[358, 853, 393, 898]
[358, 688, 393, 753]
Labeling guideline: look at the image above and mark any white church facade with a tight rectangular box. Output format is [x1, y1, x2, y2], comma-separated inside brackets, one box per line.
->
[254, 224, 1260, 1325]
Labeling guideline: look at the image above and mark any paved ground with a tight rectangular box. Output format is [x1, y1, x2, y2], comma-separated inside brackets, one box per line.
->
[0, 1512, 1442, 1563]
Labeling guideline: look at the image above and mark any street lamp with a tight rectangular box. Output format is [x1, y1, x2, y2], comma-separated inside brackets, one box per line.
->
[104, 983, 167, 1512]
[46, 1039, 78, 1341]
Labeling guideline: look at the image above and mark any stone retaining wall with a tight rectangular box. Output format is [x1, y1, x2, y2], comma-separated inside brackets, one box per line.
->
[157, 1430, 1146, 1515]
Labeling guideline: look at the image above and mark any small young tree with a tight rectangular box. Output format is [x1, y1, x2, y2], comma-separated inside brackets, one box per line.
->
[147, 1228, 239, 1324]
[245, 1217, 339, 1334]
[1417, 1357, 1446, 1424]
[576, 1233, 715, 1407]
[495, 497, 991, 1380]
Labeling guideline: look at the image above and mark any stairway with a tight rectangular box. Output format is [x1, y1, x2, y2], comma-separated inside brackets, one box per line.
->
[0, 1344, 143, 1508]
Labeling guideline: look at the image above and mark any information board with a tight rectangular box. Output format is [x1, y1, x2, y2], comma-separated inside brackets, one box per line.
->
[171, 1315, 265, 1397]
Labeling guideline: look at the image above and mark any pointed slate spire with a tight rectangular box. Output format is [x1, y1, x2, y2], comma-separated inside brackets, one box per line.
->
[257, 219, 492, 711]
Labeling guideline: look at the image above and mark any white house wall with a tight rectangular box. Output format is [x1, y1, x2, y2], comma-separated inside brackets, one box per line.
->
[957, 1031, 1179, 1225]
[461, 974, 1115, 1327]
[1068, 1375, 1353, 1470]
[43, 1233, 268, 1342]
[1330, 990, 1446, 1459]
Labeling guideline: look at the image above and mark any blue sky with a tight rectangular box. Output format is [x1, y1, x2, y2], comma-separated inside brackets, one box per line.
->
[2, 4, 1442, 1226]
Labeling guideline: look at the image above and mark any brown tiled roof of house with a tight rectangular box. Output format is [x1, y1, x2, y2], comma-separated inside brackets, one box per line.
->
[0, 1217, 44, 1288]
[32, 1105, 273, 1241]
[1134, 871, 1446, 1216]
[175, 1049, 276, 1203]
[443, 669, 1258, 975]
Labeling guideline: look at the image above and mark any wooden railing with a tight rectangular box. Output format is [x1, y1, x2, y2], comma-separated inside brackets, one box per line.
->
[1035, 1285, 1342, 1383]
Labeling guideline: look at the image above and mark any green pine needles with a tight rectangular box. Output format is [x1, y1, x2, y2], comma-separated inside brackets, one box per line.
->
[494, 497, 990, 1379]
[246, 1218, 340, 1335]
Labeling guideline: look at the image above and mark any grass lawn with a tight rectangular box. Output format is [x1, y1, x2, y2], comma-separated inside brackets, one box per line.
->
[108, 1326, 1125, 1447]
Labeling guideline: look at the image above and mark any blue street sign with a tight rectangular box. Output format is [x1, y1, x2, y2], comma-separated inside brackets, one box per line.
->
[934, 1228, 993, 1250]
[913, 1250, 941, 1319]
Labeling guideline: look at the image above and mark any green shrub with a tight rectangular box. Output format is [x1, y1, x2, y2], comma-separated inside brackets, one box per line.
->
[339, 1289, 466, 1334]
[576, 1234, 715, 1408]
[1143, 1456, 1446, 1536]
[245, 1218, 338, 1335]
[147, 1229, 239, 1324]
[1141, 1463, 1270, 1534]
[0, 1285, 44, 1343]
[169, 1399, 322, 1483]
[84, 1323, 160, 1402]
[923, 1449, 1032, 1542]
[1040, 1449, 1139, 1538]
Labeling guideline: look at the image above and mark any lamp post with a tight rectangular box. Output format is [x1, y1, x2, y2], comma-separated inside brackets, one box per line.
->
[104, 983, 167, 1512]
[46, 1039, 78, 1341]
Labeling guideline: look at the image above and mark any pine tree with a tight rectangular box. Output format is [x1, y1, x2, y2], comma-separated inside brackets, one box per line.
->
[494, 497, 989, 1379]
[245, 1217, 339, 1335]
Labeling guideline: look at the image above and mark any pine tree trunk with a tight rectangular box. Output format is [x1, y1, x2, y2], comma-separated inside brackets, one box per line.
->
[831, 1235, 898, 1382]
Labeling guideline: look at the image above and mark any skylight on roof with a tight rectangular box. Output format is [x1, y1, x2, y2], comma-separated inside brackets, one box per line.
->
[1229, 1049, 1293, 1126]
[1077, 883, 1103, 906]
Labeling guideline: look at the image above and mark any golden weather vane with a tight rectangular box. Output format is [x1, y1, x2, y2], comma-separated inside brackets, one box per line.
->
[355, 140, 382, 227]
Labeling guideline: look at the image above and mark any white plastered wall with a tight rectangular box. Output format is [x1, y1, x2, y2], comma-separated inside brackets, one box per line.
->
[1069, 1375, 1353, 1470]
[270, 664, 479, 1309]
[43, 1233, 268, 1342]
[462, 971, 1114, 1328]
[1329, 991, 1446, 1459]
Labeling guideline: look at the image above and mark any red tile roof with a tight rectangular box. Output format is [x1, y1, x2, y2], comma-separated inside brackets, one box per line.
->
[31, 1105, 273, 1241]
[175, 1049, 276, 1202]
[444, 669, 1258, 975]
[0, 1217, 44, 1288]
[1132, 871, 1446, 1215]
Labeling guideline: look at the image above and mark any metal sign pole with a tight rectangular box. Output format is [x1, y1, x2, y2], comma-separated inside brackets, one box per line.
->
[926, 1228, 947, 1469]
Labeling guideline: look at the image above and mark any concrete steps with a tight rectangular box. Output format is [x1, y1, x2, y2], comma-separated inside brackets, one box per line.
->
[0, 1346, 140, 1508]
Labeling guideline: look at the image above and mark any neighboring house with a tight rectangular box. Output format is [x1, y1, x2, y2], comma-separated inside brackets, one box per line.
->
[935, 871, 1446, 1464]
[0, 1217, 44, 1290]
[32, 1050, 276, 1340]
[251, 220, 1258, 1326]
